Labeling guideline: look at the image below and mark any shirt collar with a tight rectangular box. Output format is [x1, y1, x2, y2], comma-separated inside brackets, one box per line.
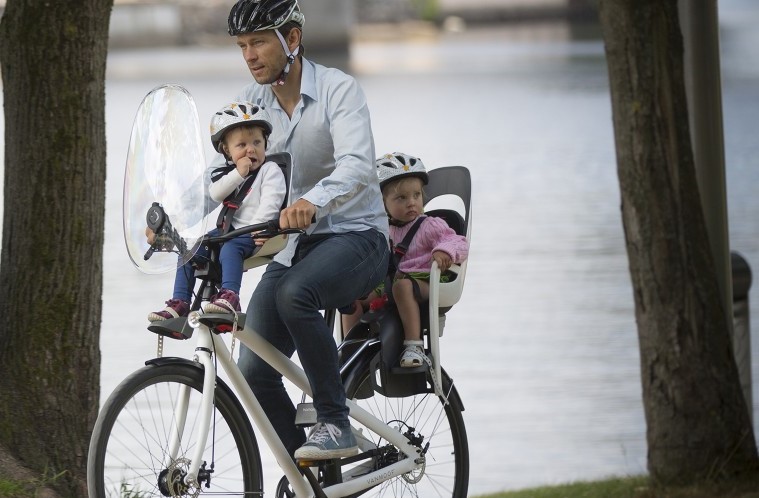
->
[300, 57, 318, 102]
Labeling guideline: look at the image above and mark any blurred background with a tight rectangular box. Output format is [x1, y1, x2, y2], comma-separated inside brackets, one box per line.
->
[2, 0, 759, 496]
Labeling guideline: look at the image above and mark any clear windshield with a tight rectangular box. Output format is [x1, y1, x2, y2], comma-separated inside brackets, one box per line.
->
[122, 84, 209, 274]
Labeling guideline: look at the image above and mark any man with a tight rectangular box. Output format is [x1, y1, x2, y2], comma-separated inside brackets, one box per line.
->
[216, 0, 390, 460]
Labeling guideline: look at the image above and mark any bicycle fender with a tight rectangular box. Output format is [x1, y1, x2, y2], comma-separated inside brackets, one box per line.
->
[440, 367, 466, 412]
[143, 357, 241, 403]
[341, 346, 380, 396]
[145, 356, 202, 369]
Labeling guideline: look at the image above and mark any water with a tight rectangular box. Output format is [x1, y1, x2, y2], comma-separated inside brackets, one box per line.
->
[4, 3, 759, 496]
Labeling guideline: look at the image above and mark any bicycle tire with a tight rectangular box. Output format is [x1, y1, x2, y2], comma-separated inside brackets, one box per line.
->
[87, 360, 263, 497]
[343, 354, 469, 497]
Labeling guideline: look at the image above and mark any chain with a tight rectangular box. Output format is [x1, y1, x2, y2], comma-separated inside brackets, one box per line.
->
[157, 334, 164, 358]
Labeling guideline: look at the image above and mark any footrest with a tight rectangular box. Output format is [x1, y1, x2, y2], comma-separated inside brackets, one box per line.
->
[198, 313, 247, 333]
[390, 363, 429, 375]
[148, 318, 193, 340]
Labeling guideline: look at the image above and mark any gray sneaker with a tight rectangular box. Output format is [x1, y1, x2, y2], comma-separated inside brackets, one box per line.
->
[294, 422, 358, 460]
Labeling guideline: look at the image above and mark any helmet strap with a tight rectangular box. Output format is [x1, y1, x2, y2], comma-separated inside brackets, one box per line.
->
[273, 29, 300, 86]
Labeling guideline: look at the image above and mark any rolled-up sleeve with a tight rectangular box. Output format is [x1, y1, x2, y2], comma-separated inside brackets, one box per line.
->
[302, 77, 375, 210]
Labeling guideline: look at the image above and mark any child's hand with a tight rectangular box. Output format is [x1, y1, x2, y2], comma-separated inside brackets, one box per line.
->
[251, 230, 267, 246]
[236, 157, 254, 177]
[432, 251, 453, 272]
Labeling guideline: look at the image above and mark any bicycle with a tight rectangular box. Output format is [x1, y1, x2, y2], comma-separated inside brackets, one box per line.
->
[87, 153, 472, 497]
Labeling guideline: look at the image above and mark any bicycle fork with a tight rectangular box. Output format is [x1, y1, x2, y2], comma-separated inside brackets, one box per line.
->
[163, 324, 219, 492]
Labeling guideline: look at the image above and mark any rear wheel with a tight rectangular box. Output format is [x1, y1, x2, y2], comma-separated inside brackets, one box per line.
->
[88, 362, 263, 497]
[343, 358, 469, 497]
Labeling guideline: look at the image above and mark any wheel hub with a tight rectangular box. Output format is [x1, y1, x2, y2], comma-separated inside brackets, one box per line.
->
[157, 458, 200, 497]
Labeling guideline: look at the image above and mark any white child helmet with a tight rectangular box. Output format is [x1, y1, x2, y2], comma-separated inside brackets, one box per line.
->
[210, 101, 273, 153]
[376, 152, 429, 189]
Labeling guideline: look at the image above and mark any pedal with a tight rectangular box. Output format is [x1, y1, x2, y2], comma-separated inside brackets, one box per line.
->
[294, 463, 329, 498]
[198, 313, 247, 333]
[297, 460, 340, 492]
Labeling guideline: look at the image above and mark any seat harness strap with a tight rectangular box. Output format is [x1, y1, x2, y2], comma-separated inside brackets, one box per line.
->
[213, 166, 260, 235]
[386, 216, 426, 304]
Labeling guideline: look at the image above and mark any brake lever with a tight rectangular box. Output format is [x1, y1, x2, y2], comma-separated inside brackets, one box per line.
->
[280, 228, 307, 236]
[252, 227, 305, 240]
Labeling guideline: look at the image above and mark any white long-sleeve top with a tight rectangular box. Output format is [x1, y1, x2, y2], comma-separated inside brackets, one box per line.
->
[208, 160, 286, 227]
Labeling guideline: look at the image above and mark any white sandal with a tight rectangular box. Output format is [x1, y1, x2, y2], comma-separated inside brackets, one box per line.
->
[400, 341, 426, 368]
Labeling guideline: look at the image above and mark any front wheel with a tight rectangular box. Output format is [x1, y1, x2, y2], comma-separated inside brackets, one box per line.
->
[87, 361, 263, 497]
[343, 357, 469, 497]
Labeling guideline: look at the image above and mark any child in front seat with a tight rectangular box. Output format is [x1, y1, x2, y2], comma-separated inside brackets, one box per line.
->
[148, 101, 286, 321]
[343, 152, 469, 367]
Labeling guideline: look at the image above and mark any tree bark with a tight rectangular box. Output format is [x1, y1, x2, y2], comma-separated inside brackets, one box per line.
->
[599, 0, 758, 484]
[0, 0, 112, 494]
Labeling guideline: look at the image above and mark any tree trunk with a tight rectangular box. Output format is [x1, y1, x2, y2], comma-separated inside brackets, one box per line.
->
[598, 0, 758, 485]
[0, 0, 112, 494]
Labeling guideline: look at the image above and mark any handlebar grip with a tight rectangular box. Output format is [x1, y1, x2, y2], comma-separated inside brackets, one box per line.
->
[143, 245, 156, 260]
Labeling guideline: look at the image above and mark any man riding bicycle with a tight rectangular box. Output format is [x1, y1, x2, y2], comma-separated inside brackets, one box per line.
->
[214, 0, 390, 460]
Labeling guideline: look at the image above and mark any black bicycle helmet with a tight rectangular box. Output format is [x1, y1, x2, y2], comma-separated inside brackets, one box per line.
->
[228, 0, 305, 36]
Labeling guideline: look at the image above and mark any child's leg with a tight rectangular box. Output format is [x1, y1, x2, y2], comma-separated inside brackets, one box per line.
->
[172, 261, 196, 303]
[392, 278, 429, 341]
[172, 236, 213, 302]
[393, 278, 430, 368]
[148, 260, 194, 321]
[340, 291, 378, 334]
[218, 235, 256, 293]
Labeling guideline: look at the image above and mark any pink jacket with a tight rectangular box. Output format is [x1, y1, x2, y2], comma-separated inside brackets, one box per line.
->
[391, 216, 469, 273]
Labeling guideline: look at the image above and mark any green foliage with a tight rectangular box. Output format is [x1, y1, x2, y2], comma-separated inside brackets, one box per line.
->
[473, 472, 759, 498]
[0, 479, 27, 497]
[0, 469, 67, 498]
[410, 0, 439, 21]
[120, 481, 151, 498]
[475, 476, 649, 498]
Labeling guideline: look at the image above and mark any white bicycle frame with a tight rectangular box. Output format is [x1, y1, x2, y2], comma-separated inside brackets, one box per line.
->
[169, 312, 423, 498]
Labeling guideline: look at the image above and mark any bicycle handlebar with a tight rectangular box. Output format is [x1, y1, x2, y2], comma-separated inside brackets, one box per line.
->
[205, 219, 303, 244]
[205, 214, 316, 245]
[143, 203, 305, 261]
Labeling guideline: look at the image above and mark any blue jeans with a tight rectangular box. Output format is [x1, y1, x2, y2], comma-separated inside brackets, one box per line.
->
[238, 229, 389, 456]
[172, 228, 255, 303]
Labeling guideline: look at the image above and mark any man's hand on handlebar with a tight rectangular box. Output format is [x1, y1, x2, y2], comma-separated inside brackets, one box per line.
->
[280, 198, 317, 230]
[145, 227, 156, 245]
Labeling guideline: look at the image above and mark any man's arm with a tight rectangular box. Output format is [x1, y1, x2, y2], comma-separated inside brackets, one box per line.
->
[301, 75, 376, 213]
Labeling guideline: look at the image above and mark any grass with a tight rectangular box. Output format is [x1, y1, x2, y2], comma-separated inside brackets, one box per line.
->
[474, 474, 759, 498]
[4, 473, 759, 498]
[0, 470, 66, 498]
[0, 480, 29, 498]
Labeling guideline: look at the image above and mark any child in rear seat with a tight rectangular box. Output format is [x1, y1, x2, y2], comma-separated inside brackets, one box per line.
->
[148, 101, 286, 321]
[343, 152, 469, 367]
